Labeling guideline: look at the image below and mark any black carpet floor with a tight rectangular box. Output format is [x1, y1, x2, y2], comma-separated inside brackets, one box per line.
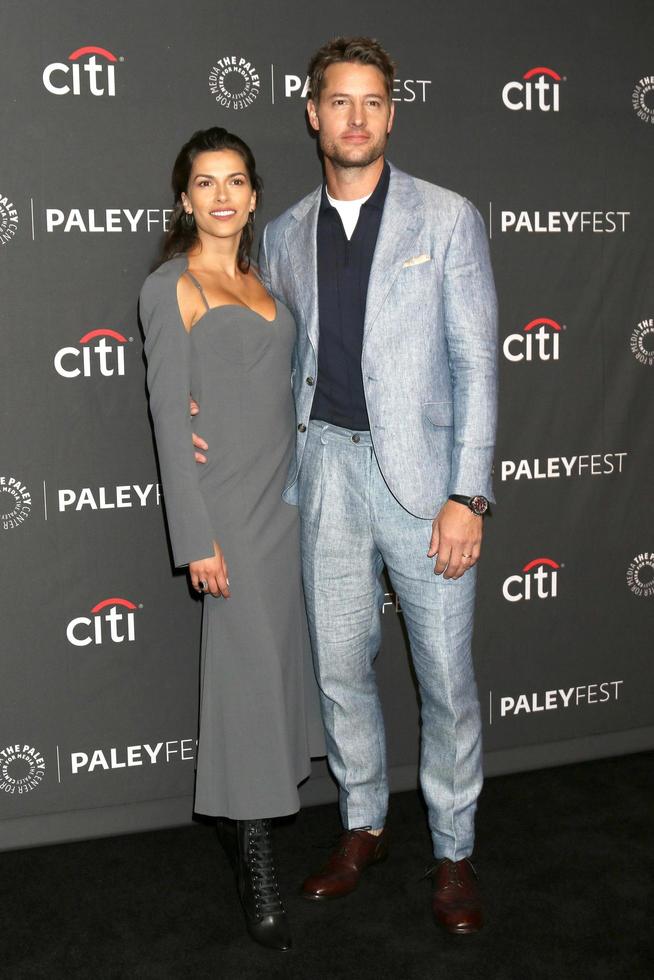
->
[2, 751, 652, 980]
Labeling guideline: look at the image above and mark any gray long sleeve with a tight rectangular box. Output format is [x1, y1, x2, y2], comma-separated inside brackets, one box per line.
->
[140, 261, 216, 568]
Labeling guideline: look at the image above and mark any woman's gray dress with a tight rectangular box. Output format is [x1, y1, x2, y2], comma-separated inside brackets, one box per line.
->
[140, 255, 322, 819]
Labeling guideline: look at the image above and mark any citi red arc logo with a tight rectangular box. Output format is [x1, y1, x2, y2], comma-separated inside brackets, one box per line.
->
[503, 557, 561, 602]
[43, 46, 119, 97]
[54, 329, 129, 378]
[503, 317, 563, 362]
[66, 597, 139, 647]
[502, 66, 562, 112]
[69, 46, 117, 62]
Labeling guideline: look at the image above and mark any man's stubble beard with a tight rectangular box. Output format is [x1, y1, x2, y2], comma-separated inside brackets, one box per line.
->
[318, 132, 388, 171]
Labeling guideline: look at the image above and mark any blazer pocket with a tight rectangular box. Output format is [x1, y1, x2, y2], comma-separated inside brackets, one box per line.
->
[403, 254, 431, 268]
[423, 400, 454, 427]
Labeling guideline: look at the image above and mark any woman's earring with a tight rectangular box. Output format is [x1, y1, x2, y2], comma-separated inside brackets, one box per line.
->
[248, 210, 255, 225]
[182, 210, 195, 229]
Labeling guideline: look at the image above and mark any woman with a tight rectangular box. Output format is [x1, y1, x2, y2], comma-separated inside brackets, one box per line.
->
[140, 128, 313, 951]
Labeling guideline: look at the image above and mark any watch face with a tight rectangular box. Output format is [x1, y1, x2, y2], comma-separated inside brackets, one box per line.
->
[470, 495, 489, 516]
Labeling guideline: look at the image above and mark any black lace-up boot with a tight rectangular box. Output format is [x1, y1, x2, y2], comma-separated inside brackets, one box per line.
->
[236, 819, 291, 950]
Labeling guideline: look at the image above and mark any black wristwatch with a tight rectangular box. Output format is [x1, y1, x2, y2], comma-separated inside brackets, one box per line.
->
[448, 494, 490, 517]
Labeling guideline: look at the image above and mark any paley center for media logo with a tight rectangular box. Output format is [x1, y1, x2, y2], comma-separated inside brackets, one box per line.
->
[1, 475, 32, 531]
[43, 45, 122, 97]
[0, 744, 45, 794]
[0, 192, 18, 245]
[209, 55, 260, 109]
[66, 596, 141, 647]
[502, 556, 561, 602]
[502, 66, 563, 112]
[503, 316, 563, 362]
[630, 317, 654, 367]
[626, 553, 654, 598]
[632, 76, 654, 124]
[54, 328, 133, 379]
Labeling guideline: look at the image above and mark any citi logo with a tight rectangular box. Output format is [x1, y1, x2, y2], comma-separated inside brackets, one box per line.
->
[502, 66, 562, 112]
[502, 557, 561, 602]
[66, 597, 139, 647]
[503, 317, 562, 362]
[43, 45, 119, 97]
[54, 329, 129, 378]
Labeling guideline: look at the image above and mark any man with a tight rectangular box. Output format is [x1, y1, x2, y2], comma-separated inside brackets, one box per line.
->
[194, 37, 497, 933]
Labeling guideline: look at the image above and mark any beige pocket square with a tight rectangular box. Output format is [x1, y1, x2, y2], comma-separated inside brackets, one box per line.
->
[403, 254, 431, 268]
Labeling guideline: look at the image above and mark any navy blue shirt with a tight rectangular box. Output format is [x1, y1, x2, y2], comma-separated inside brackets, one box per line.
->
[311, 162, 390, 431]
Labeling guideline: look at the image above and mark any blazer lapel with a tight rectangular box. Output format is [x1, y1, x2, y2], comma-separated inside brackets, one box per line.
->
[364, 164, 422, 338]
[284, 187, 321, 351]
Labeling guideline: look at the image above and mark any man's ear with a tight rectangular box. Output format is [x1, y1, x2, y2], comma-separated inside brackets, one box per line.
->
[306, 99, 320, 133]
[387, 101, 396, 135]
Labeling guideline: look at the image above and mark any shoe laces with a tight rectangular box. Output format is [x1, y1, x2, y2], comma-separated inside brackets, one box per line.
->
[248, 821, 285, 916]
[421, 858, 477, 889]
[335, 826, 373, 859]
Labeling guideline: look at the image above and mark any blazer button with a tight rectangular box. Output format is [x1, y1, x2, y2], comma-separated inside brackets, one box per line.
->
[306, 376, 314, 386]
[298, 423, 307, 433]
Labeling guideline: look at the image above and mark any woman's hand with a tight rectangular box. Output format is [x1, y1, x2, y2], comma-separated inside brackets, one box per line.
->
[190, 397, 209, 463]
[189, 541, 231, 598]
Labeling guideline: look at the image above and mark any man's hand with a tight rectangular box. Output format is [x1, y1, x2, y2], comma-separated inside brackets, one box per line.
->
[189, 541, 231, 598]
[428, 500, 483, 579]
[190, 397, 208, 463]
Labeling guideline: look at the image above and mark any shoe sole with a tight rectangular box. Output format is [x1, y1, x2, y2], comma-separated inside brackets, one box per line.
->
[301, 891, 344, 901]
[435, 917, 483, 935]
[443, 924, 482, 935]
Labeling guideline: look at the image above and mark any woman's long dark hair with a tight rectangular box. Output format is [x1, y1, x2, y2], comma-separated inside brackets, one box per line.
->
[160, 127, 263, 272]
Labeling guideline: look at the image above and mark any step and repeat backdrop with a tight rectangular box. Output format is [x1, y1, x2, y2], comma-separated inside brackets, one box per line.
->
[1, 0, 653, 849]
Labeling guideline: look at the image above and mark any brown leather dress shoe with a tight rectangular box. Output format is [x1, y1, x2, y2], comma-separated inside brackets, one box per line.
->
[302, 828, 389, 900]
[428, 858, 483, 934]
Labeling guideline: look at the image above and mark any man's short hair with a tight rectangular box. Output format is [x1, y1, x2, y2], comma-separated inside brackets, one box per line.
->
[307, 36, 395, 103]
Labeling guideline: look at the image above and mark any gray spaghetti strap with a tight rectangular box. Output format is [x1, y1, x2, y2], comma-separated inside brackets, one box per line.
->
[185, 270, 210, 311]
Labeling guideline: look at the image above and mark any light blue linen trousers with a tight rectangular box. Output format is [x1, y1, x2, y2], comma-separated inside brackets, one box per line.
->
[299, 420, 483, 862]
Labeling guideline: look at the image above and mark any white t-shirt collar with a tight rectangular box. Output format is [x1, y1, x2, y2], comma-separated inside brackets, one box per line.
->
[325, 189, 373, 240]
